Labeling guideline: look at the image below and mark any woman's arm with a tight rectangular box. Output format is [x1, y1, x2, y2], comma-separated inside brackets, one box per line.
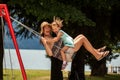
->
[41, 37, 53, 56]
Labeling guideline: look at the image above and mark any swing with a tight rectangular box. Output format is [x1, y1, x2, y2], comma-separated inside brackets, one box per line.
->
[1, 15, 11, 79]
[0, 4, 27, 80]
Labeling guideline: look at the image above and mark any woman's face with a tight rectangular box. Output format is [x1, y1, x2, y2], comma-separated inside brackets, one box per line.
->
[43, 25, 51, 36]
[51, 22, 60, 33]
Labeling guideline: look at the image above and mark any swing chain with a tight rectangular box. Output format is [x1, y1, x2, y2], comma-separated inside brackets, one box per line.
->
[1, 16, 14, 80]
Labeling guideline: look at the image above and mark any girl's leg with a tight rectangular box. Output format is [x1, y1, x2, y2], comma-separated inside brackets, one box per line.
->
[74, 35, 106, 52]
[60, 46, 69, 61]
[73, 34, 84, 42]
[61, 46, 69, 70]
[73, 34, 109, 60]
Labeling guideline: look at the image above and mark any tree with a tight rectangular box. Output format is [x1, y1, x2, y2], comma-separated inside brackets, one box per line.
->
[79, 0, 120, 76]
[6, 0, 95, 39]
[0, 1, 4, 80]
[0, 17, 4, 80]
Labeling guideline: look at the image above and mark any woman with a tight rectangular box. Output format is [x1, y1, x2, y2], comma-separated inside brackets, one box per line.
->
[40, 21, 63, 80]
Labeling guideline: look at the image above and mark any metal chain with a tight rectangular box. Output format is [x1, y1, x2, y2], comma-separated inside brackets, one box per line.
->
[10, 17, 40, 37]
[1, 16, 14, 80]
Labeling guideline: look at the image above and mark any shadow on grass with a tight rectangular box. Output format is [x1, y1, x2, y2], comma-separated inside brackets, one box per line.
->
[86, 74, 120, 80]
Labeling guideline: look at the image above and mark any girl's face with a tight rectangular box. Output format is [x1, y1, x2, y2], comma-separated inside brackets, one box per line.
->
[51, 22, 60, 33]
[43, 25, 51, 36]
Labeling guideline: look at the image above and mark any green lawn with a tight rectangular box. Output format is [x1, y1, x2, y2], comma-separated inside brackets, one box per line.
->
[85, 74, 120, 80]
[3, 69, 120, 80]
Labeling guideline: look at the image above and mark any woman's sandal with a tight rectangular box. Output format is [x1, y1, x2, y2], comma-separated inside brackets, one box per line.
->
[97, 51, 109, 61]
[98, 46, 106, 52]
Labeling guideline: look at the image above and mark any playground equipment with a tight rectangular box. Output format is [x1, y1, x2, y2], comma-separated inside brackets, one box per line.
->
[0, 4, 27, 80]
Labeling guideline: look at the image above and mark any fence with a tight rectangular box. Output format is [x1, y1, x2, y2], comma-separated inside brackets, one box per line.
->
[108, 65, 120, 74]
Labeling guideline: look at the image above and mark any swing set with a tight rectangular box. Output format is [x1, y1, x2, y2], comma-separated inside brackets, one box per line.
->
[0, 4, 37, 80]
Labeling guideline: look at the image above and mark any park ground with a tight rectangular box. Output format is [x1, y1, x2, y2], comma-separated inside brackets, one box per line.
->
[3, 69, 120, 80]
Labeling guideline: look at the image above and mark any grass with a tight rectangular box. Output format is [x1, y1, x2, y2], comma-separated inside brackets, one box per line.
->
[3, 69, 50, 80]
[86, 74, 120, 80]
[3, 69, 120, 80]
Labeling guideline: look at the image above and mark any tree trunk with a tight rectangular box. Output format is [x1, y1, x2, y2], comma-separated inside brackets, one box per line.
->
[91, 60, 107, 76]
[0, 20, 4, 80]
[0, 1, 8, 80]
[90, 15, 111, 76]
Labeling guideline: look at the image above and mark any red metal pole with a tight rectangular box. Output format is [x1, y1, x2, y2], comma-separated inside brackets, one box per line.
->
[0, 4, 27, 80]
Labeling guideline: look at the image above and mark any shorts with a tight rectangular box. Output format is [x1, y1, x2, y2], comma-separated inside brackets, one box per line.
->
[65, 48, 75, 62]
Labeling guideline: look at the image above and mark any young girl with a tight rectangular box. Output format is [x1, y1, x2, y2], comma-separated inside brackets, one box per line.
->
[50, 17, 109, 70]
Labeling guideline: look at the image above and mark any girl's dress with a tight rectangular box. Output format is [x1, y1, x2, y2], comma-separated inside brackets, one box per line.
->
[59, 30, 74, 47]
[59, 30, 75, 62]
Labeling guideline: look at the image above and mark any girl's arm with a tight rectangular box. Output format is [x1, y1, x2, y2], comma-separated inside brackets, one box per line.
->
[44, 32, 62, 43]
[52, 31, 63, 42]
[41, 37, 53, 56]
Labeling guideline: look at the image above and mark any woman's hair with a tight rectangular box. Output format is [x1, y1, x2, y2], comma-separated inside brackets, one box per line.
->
[53, 16, 63, 28]
[40, 21, 51, 36]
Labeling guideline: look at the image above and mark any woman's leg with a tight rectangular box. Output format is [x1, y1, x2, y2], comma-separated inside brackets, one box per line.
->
[61, 46, 69, 70]
[51, 56, 63, 80]
[73, 34, 109, 60]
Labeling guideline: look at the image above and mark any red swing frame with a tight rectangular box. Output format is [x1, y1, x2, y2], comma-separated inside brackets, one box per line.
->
[0, 4, 27, 80]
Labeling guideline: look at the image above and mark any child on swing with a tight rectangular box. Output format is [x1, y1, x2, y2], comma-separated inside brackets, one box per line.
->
[50, 17, 109, 70]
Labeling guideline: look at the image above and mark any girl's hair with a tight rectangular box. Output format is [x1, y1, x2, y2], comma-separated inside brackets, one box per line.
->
[53, 16, 63, 28]
[40, 21, 51, 36]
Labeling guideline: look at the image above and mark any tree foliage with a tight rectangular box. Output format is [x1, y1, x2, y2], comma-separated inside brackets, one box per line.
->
[7, 0, 96, 38]
[6, 0, 120, 43]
